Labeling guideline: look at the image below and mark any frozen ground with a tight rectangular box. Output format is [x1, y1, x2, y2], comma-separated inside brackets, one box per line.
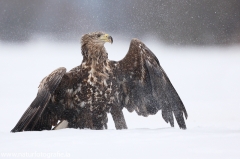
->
[0, 39, 240, 158]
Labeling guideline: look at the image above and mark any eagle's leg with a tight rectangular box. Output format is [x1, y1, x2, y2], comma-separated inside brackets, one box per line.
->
[110, 105, 127, 130]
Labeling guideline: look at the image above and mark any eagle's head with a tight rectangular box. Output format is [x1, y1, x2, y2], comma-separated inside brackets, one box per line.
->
[81, 32, 113, 62]
[81, 32, 113, 47]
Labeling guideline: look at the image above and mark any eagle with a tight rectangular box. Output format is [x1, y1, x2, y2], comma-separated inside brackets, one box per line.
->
[11, 32, 188, 132]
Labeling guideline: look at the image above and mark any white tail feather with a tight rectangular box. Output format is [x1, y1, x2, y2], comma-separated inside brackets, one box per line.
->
[53, 120, 69, 130]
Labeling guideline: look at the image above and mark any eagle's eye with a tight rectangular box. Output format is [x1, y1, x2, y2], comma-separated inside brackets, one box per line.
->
[97, 34, 101, 38]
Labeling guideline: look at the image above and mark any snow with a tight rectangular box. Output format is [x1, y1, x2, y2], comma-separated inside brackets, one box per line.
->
[0, 39, 240, 158]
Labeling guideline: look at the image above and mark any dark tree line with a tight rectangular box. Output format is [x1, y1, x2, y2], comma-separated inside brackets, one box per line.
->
[0, 0, 239, 45]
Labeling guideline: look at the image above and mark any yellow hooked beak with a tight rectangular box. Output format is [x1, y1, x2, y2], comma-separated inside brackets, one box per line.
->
[100, 34, 113, 44]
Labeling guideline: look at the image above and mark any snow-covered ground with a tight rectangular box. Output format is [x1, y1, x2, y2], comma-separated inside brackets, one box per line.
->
[0, 39, 240, 158]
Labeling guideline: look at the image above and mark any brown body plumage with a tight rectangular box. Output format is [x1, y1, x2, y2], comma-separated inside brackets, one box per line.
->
[11, 32, 187, 132]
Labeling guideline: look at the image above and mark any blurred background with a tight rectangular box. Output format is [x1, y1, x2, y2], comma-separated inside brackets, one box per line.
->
[0, 0, 239, 45]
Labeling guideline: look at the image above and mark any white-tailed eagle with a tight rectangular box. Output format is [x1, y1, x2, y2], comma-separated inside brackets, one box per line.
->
[11, 32, 188, 132]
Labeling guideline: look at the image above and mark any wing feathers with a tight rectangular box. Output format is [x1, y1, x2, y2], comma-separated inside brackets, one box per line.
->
[114, 39, 188, 129]
[11, 67, 66, 132]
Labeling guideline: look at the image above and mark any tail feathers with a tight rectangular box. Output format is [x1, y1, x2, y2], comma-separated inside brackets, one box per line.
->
[53, 120, 69, 130]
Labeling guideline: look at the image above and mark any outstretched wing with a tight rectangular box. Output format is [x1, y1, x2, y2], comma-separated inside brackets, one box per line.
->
[11, 67, 67, 132]
[113, 39, 188, 129]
